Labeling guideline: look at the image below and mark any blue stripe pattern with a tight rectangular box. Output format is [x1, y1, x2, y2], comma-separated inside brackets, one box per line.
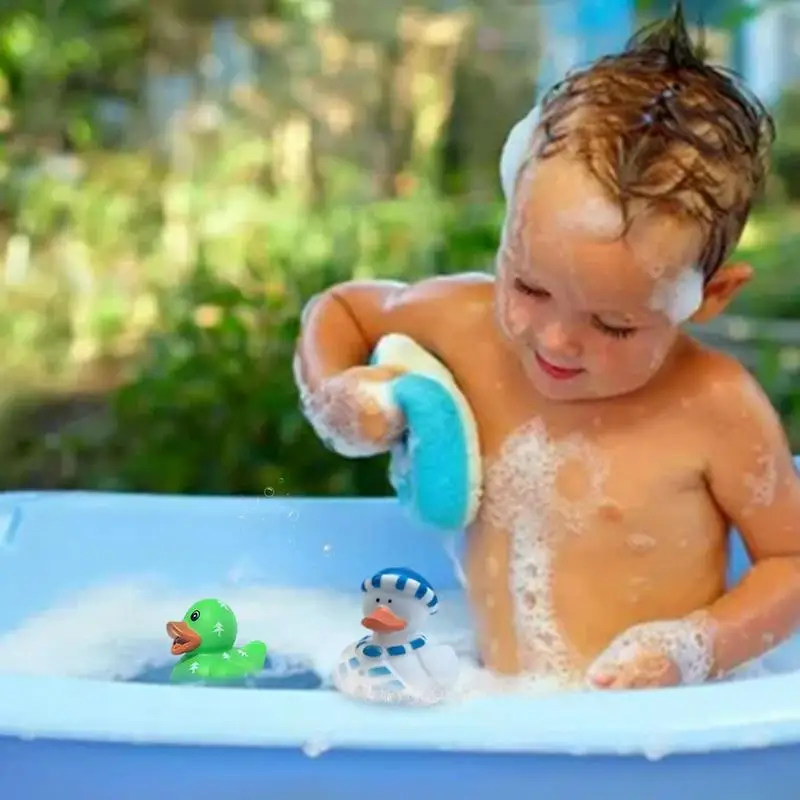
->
[337, 647, 408, 695]
[356, 636, 426, 658]
[360, 567, 439, 614]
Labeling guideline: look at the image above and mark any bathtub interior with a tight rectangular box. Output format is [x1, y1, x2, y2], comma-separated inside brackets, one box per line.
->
[0, 479, 798, 757]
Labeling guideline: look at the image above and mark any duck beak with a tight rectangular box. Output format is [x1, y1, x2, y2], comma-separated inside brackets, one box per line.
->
[166, 621, 202, 655]
[361, 606, 407, 633]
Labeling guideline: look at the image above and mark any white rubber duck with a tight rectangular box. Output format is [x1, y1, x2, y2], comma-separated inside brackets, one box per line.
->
[333, 567, 460, 706]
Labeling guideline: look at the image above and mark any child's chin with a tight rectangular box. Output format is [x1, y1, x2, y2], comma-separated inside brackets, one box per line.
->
[534, 380, 594, 402]
[525, 364, 625, 402]
[525, 367, 589, 401]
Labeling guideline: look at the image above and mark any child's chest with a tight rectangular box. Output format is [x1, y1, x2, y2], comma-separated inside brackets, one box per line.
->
[457, 358, 716, 547]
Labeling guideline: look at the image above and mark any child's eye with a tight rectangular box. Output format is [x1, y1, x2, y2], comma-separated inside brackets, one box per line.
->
[592, 316, 637, 339]
[514, 278, 550, 299]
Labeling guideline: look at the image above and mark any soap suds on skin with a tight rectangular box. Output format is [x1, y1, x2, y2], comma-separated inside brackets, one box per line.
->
[293, 352, 403, 458]
[554, 195, 626, 239]
[482, 418, 609, 684]
[625, 532, 657, 554]
[586, 612, 717, 686]
[743, 451, 778, 510]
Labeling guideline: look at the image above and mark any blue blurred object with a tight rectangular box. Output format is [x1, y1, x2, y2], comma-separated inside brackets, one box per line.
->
[537, 0, 635, 96]
[0, 467, 798, 798]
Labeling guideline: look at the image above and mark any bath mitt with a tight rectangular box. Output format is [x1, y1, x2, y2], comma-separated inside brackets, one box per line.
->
[370, 334, 482, 531]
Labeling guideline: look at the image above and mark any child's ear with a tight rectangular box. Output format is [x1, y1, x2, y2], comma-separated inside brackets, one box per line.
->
[690, 262, 753, 323]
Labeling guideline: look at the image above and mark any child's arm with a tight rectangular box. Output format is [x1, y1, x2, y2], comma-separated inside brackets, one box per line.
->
[589, 358, 800, 689]
[295, 274, 489, 391]
[294, 273, 491, 454]
[700, 364, 800, 676]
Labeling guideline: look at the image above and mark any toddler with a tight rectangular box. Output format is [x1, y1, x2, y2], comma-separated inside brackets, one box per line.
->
[293, 7, 800, 689]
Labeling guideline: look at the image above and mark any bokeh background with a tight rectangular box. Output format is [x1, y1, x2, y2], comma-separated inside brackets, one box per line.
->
[0, 0, 797, 498]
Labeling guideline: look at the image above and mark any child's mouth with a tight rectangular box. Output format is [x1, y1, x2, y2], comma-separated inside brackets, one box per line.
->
[535, 352, 585, 381]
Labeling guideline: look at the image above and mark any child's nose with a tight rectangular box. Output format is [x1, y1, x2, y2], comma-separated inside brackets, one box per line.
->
[539, 320, 582, 358]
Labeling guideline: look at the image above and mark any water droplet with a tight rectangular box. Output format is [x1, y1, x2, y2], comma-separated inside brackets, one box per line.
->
[302, 737, 330, 758]
[322, 543, 332, 554]
[264, 487, 275, 497]
[279, 477, 285, 483]
[625, 533, 656, 554]
[288, 510, 299, 522]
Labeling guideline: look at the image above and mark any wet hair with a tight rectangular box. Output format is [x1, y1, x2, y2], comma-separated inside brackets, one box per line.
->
[534, 1, 775, 280]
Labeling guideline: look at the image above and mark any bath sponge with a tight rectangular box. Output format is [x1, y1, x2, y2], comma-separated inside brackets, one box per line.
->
[370, 334, 482, 531]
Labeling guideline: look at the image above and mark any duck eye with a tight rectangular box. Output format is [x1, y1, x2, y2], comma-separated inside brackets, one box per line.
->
[190, 610, 200, 622]
[375, 597, 380, 603]
[387, 598, 392, 603]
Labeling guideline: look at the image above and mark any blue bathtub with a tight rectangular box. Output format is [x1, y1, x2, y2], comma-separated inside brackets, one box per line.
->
[0, 486, 799, 800]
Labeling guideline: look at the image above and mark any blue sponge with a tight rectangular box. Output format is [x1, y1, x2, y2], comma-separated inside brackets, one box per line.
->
[370, 334, 482, 531]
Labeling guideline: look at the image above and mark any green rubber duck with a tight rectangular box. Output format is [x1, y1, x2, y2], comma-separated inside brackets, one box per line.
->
[166, 598, 267, 683]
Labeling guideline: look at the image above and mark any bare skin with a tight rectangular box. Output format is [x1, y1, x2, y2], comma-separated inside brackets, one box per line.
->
[294, 155, 800, 690]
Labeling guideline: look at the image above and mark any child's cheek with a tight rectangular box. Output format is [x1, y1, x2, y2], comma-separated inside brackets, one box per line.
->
[647, 337, 672, 371]
[496, 277, 532, 341]
[505, 294, 532, 338]
[589, 337, 616, 370]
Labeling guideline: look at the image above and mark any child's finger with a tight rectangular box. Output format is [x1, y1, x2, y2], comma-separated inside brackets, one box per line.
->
[589, 670, 617, 688]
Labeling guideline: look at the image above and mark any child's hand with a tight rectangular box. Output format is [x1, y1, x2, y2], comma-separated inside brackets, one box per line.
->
[588, 651, 681, 689]
[299, 365, 407, 457]
[585, 616, 715, 690]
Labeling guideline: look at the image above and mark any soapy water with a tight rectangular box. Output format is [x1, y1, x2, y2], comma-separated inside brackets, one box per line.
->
[0, 580, 535, 696]
[0, 579, 793, 692]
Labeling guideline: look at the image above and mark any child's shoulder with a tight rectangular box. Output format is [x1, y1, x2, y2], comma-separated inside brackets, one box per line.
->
[677, 336, 777, 428]
[384, 271, 497, 341]
[395, 271, 495, 310]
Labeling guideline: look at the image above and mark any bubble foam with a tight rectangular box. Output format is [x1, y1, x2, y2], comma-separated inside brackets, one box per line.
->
[647, 267, 704, 323]
[587, 613, 716, 686]
[293, 353, 403, 458]
[482, 418, 608, 684]
[743, 451, 778, 509]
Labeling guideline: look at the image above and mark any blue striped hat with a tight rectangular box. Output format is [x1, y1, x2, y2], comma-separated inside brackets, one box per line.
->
[361, 567, 439, 613]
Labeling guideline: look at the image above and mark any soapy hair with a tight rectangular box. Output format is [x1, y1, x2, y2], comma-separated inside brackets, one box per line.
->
[534, 1, 775, 280]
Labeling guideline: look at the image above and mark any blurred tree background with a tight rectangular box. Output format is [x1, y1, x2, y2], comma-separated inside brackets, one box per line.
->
[0, 0, 797, 498]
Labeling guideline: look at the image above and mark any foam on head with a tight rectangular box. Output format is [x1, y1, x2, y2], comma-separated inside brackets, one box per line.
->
[554, 195, 626, 239]
[499, 106, 706, 326]
[499, 105, 541, 205]
[647, 266, 704, 324]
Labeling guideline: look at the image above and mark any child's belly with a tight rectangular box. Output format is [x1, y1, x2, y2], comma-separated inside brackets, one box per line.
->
[464, 418, 728, 684]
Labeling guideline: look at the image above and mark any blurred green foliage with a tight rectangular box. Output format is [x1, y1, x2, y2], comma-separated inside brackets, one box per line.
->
[0, 0, 798, 498]
[0, 133, 503, 495]
[73, 187, 501, 496]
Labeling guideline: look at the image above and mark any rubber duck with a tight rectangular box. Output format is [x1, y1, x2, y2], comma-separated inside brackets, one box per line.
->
[333, 567, 459, 705]
[166, 598, 267, 683]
